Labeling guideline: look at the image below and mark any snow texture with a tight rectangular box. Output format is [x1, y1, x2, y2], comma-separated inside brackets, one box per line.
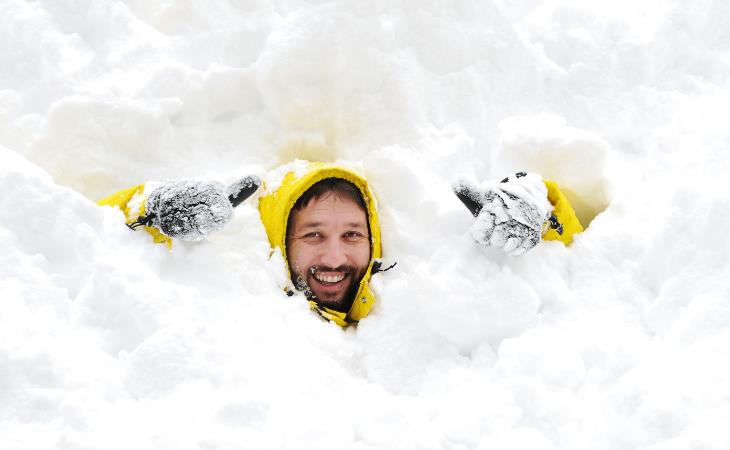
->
[141, 176, 260, 241]
[2, 1, 730, 450]
[145, 180, 234, 241]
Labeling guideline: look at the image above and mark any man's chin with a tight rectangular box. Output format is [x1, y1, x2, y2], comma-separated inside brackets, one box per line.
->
[308, 276, 353, 306]
[308, 275, 353, 310]
[291, 268, 365, 312]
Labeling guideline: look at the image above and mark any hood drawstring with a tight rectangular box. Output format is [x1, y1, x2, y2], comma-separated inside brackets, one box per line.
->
[372, 260, 397, 274]
[127, 213, 156, 230]
[548, 214, 564, 235]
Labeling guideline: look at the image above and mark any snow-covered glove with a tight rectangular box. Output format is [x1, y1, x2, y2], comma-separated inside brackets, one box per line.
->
[129, 175, 261, 241]
[453, 172, 553, 255]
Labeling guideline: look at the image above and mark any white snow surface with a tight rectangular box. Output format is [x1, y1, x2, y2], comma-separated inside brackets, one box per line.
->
[2, 1, 730, 449]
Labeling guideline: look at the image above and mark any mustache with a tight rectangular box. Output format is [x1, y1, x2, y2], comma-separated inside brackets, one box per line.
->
[308, 265, 357, 275]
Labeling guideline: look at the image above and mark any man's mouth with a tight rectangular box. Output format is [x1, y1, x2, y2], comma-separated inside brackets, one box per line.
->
[310, 267, 349, 285]
[314, 272, 346, 284]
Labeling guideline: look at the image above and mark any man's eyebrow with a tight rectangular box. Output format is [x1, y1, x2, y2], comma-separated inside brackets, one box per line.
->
[298, 221, 367, 229]
[298, 221, 323, 229]
[345, 221, 368, 229]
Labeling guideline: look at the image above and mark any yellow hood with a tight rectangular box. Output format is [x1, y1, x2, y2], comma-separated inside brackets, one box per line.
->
[258, 161, 382, 326]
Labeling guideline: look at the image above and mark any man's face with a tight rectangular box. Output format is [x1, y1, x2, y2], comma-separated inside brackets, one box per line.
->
[286, 193, 371, 311]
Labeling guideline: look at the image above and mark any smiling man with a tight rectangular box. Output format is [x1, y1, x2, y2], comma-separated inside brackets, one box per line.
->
[285, 178, 371, 311]
[98, 161, 384, 326]
[258, 162, 383, 326]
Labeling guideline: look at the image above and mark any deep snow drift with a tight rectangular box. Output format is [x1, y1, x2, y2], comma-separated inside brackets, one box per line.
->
[2, 1, 730, 449]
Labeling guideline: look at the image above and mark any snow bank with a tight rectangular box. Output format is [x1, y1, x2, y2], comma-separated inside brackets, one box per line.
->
[2, 0, 730, 449]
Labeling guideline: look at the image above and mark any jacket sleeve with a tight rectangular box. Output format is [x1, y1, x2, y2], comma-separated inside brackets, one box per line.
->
[97, 184, 173, 248]
[542, 179, 583, 245]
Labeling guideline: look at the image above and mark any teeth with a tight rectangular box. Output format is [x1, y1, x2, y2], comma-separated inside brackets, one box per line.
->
[314, 272, 345, 283]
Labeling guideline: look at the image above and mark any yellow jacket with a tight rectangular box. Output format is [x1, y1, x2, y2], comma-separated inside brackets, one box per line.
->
[97, 184, 173, 248]
[97, 165, 581, 327]
[543, 179, 583, 245]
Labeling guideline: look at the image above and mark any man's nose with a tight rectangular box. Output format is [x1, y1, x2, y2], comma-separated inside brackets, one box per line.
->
[320, 238, 348, 269]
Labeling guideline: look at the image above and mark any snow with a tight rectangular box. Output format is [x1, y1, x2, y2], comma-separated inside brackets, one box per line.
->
[1, 1, 730, 449]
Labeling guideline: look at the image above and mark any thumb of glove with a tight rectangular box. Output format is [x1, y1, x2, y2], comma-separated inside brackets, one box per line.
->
[453, 180, 486, 217]
[227, 175, 261, 207]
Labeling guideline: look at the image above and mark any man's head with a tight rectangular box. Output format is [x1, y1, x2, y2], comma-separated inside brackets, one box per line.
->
[285, 178, 371, 312]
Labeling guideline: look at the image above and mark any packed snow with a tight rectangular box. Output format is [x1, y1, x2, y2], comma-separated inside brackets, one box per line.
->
[2, 1, 730, 449]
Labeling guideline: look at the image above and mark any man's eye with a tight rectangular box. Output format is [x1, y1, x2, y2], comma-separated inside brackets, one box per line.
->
[302, 232, 324, 241]
[343, 231, 368, 242]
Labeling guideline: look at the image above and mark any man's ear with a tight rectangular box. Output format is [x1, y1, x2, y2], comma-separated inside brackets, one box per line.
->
[453, 181, 484, 217]
[227, 175, 261, 207]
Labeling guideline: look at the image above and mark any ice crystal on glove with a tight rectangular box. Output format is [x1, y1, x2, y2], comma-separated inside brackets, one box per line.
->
[144, 181, 234, 241]
[454, 172, 552, 255]
[141, 176, 261, 241]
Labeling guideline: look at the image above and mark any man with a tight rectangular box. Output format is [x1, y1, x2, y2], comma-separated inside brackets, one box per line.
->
[257, 162, 383, 325]
[98, 161, 582, 326]
[98, 162, 383, 326]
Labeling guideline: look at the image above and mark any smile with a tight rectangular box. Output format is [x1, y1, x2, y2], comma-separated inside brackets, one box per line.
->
[309, 267, 349, 285]
[313, 271, 346, 284]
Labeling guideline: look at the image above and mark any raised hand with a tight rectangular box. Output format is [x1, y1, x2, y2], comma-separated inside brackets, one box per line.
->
[130, 175, 260, 241]
[453, 172, 552, 255]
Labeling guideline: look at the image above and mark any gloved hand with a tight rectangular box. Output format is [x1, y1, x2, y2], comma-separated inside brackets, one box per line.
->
[453, 172, 552, 255]
[129, 175, 261, 241]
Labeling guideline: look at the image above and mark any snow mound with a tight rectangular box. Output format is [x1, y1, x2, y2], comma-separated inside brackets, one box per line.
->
[2, 1, 730, 449]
